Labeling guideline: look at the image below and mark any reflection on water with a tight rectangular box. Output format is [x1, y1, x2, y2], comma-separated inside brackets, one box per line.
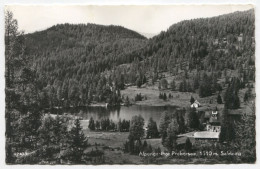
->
[49, 105, 179, 126]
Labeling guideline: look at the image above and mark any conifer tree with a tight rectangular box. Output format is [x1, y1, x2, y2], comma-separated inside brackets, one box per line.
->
[159, 111, 172, 145]
[88, 117, 95, 130]
[146, 117, 159, 138]
[170, 80, 176, 91]
[187, 108, 200, 129]
[164, 119, 178, 152]
[217, 94, 223, 104]
[128, 115, 144, 141]
[190, 96, 195, 104]
[219, 105, 235, 142]
[176, 112, 186, 133]
[67, 118, 88, 163]
[184, 138, 192, 152]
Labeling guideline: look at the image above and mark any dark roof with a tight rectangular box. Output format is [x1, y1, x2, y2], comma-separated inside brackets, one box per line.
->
[209, 117, 220, 124]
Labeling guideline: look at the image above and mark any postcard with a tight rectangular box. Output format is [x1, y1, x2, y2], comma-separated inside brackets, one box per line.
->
[4, 4, 256, 165]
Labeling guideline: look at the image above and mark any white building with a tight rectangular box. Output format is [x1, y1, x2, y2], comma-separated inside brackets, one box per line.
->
[194, 111, 221, 141]
[194, 131, 220, 141]
[191, 100, 201, 108]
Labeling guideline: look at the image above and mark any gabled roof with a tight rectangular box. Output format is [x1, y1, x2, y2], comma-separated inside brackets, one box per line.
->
[194, 131, 220, 139]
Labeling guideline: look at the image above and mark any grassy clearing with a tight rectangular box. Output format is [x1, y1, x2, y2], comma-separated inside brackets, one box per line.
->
[121, 69, 255, 115]
[83, 130, 164, 150]
[121, 85, 223, 110]
[82, 130, 165, 164]
[83, 130, 129, 148]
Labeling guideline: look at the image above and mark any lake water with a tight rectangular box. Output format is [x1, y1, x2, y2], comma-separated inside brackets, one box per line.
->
[50, 105, 180, 127]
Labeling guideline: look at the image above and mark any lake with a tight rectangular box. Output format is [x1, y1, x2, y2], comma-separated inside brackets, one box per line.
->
[49, 105, 180, 127]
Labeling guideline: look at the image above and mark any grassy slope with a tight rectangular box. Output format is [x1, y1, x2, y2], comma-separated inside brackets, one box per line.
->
[121, 69, 255, 115]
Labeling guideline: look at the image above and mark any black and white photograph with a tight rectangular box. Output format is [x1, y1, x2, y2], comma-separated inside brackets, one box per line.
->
[4, 3, 256, 165]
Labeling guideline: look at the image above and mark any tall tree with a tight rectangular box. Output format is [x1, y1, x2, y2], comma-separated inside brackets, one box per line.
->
[67, 118, 88, 163]
[170, 80, 176, 91]
[219, 105, 235, 142]
[146, 117, 159, 138]
[159, 111, 172, 145]
[190, 96, 195, 104]
[88, 117, 95, 130]
[128, 115, 144, 141]
[38, 115, 55, 147]
[164, 119, 178, 152]
[160, 79, 168, 90]
[5, 10, 19, 88]
[184, 138, 192, 152]
[224, 78, 240, 109]
[53, 115, 68, 145]
[217, 94, 223, 104]
[176, 111, 186, 133]
[234, 113, 256, 163]
[187, 107, 200, 129]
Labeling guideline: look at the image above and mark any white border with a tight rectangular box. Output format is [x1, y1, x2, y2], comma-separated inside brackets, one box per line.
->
[0, 0, 259, 169]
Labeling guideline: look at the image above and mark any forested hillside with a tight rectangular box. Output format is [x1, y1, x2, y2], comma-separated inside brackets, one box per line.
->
[23, 9, 255, 108]
[24, 24, 147, 107]
[133, 9, 254, 78]
[118, 9, 255, 101]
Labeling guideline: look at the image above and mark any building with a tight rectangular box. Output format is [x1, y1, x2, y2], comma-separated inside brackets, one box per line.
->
[193, 131, 220, 141]
[191, 100, 201, 108]
[194, 111, 221, 141]
[206, 111, 221, 132]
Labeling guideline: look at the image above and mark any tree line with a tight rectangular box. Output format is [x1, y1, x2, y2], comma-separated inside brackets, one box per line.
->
[88, 117, 130, 132]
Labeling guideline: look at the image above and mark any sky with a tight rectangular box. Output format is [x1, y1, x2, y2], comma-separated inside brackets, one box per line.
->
[5, 5, 254, 36]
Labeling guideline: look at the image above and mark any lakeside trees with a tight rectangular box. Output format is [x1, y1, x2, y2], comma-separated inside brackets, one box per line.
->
[88, 117, 130, 132]
[123, 115, 147, 155]
[129, 115, 145, 141]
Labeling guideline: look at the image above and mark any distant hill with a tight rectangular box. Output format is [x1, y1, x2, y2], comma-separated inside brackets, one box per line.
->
[24, 23, 147, 81]
[25, 23, 147, 57]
